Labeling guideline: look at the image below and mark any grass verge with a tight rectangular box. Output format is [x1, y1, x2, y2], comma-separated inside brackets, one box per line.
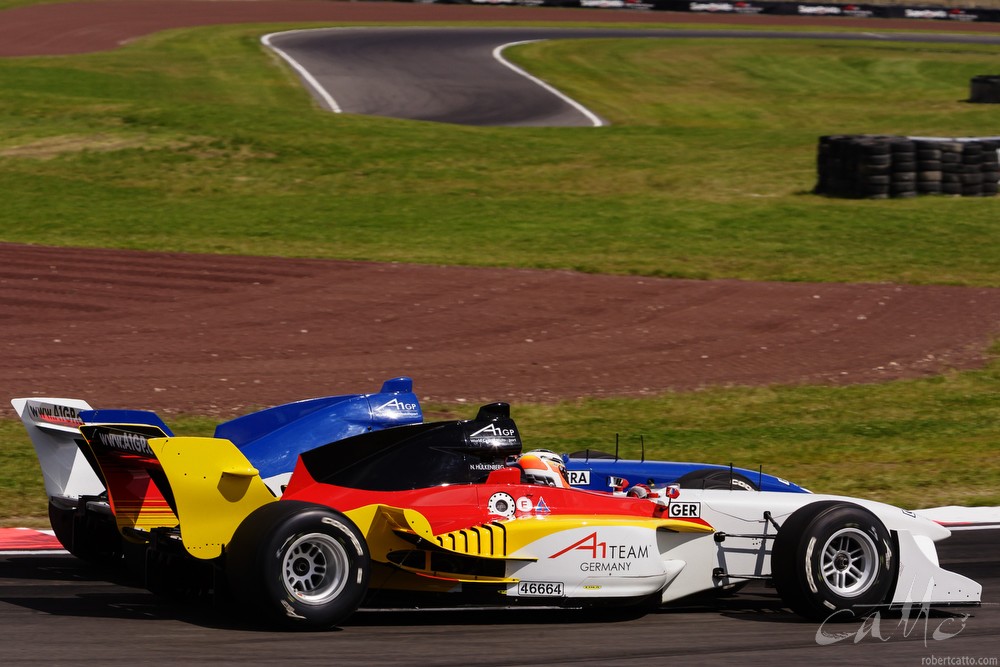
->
[1, 29, 999, 284]
[5, 352, 999, 527]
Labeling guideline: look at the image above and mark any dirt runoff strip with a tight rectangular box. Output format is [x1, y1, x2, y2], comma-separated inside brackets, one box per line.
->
[2, 0, 1000, 58]
[1, 243, 998, 415]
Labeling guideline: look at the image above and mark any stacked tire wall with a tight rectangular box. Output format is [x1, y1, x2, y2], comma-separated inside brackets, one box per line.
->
[815, 135, 1000, 199]
[969, 76, 1000, 104]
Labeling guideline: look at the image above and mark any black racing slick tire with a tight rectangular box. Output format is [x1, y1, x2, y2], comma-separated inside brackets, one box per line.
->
[675, 468, 759, 491]
[225, 501, 370, 630]
[771, 501, 896, 622]
[49, 498, 123, 565]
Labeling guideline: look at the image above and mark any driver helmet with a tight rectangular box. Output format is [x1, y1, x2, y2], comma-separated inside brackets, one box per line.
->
[516, 449, 570, 488]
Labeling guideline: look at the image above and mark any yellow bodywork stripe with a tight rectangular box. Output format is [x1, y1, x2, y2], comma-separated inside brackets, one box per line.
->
[347, 506, 712, 584]
[148, 436, 276, 559]
[496, 515, 713, 554]
[348, 505, 520, 583]
[347, 504, 436, 561]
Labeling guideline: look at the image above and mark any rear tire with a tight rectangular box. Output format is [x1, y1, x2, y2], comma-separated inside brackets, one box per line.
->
[49, 497, 122, 565]
[771, 501, 895, 621]
[225, 501, 370, 630]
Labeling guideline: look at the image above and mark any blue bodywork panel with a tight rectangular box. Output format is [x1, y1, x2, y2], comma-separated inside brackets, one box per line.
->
[561, 451, 809, 494]
[79, 377, 422, 482]
[217, 377, 421, 480]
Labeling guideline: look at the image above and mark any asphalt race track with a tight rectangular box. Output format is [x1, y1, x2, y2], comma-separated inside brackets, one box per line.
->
[0, 530, 995, 665]
[266, 27, 1000, 126]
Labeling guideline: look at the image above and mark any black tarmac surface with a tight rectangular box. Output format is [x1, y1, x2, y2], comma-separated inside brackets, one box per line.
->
[0, 530, 995, 666]
[266, 27, 1000, 126]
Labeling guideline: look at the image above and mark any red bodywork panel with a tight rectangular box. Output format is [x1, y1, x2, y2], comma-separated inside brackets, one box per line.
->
[282, 457, 711, 533]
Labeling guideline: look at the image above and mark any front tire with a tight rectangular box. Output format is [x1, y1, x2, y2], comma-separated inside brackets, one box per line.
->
[771, 501, 895, 621]
[225, 501, 370, 630]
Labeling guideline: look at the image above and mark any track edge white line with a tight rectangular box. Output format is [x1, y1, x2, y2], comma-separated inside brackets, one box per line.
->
[261, 30, 342, 113]
[493, 40, 605, 128]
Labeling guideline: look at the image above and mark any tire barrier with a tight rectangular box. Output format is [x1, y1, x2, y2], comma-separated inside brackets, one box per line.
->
[814, 135, 1000, 199]
[970, 76, 1000, 104]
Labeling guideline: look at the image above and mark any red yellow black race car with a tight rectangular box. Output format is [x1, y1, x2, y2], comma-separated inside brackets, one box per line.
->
[40, 402, 979, 629]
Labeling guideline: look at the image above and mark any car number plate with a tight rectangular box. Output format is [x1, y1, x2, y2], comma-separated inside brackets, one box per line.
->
[516, 581, 564, 597]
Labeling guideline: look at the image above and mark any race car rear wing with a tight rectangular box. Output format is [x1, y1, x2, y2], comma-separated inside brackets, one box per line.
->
[78, 423, 179, 538]
[12, 396, 182, 505]
[11, 398, 102, 502]
[70, 423, 277, 549]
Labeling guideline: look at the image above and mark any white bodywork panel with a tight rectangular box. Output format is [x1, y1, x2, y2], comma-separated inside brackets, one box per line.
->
[505, 525, 688, 601]
[11, 398, 102, 501]
[262, 472, 291, 497]
[663, 489, 980, 606]
[499, 489, 981, 607]
[892, 530, 981, 606]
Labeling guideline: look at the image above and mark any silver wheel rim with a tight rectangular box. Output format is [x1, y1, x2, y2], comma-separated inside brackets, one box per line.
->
[281, 533, 350, 605]
[820, 527, 878, 597]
